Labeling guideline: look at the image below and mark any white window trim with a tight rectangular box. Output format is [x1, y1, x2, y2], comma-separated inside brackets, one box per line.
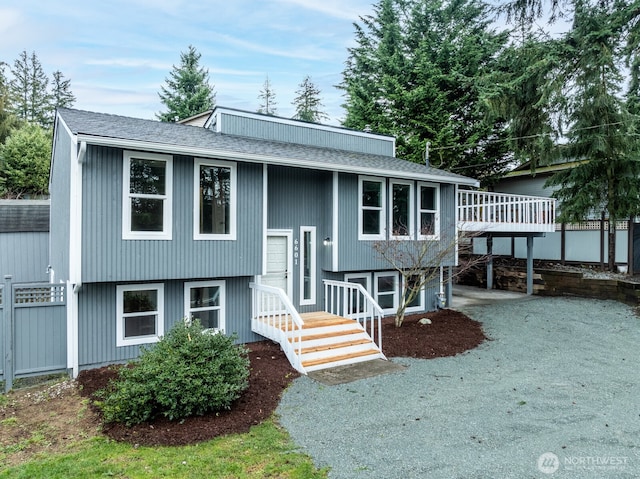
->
[299, 226, 317, 306]
[193, 158, 237, 240]
[403, 274, 425, 314]
[417, 182, 440, 240]
[389, 180, 415, 239]
[122, 151, 173, 240]
[116, 283, 164, 347]
[184, 280, 226, 333]
[358, 176, 386, 240]
[374, 271, 399, 315]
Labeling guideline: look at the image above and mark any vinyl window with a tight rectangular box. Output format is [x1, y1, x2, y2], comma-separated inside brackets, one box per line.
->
[123, 151, 172, 240]
[194, 159, 237, 240]
[418, 182, 440, 239]
[184, 280, 225, 333]
[116, 283, 164, 347]
[359, 177, 386, 239]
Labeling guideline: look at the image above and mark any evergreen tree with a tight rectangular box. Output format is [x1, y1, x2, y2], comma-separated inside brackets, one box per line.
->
[0, 62, 19, 144]
[292, 75, 328, 123]
[341, 0, 511, 185]
[9, 50, 51, 128]
[257, 75, 278, 115]
[545, 2, 640, 269]
[51, 70, 76, 111]
[157, 45, 216, 122]
[500, 0, 640, 269]
[0, 122, 51, 198]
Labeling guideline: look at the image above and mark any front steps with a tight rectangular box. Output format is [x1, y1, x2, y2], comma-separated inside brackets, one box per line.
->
[283, 312, 385, 373]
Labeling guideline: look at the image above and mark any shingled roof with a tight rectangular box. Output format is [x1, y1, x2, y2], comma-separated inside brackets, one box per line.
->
[56, 108, 478, 186]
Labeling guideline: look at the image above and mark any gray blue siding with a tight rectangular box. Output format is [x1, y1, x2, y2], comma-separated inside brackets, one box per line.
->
[217, 111, 395, 156]
[77, 276, 258, 369]
[81, 146, 263, 282]
[494, 175, 555, 198]
[49, 122, 72, 281]
[0, 232, 49, 282]
[267, 165, 332, 312]
[337, 174, 457, 271]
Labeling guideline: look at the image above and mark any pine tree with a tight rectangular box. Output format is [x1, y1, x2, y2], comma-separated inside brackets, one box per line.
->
[340, 0, 511, 185]
[51, 70, 76, 110]
[292, 75, 328, 123]
[157, 45, 216, 122]
[0, 62, 19, 144]
[257, 75, 278, 115]
[9, 51, 51, 128]
[545, 2, 640, 270]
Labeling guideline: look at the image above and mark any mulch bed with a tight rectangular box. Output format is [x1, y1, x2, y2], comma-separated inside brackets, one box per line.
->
[77, 309, 486, 446]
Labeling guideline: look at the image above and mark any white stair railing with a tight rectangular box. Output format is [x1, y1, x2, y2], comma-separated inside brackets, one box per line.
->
[458, 190, 556, 233]
[323, 279, 384, 353]
[249, 283, 304, 373]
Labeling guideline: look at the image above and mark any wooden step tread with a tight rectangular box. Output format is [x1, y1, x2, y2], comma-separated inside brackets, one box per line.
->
[301, 338, 373, 354]
[279, 318, 354, 331]
[288, 328, 363, 343]
[302, 349, 381, 368]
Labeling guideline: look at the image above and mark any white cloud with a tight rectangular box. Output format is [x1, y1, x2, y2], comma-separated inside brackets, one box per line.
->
[0, 8, 21, 33]
[214, 32, 335, 61]
[84, 58, 171, 70]
[275, 0, 369, 20]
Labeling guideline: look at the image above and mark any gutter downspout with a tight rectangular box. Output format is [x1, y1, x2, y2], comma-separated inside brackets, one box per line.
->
[69, 140, 86, 378]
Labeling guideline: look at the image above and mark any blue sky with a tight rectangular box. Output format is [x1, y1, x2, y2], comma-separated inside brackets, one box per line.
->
[0, 0, 376, 124]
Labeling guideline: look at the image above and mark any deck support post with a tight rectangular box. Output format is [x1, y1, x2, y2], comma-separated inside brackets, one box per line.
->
[446, 266, 453, 307]
[526, 235, 534, 295]
[486, 235, 493, 290]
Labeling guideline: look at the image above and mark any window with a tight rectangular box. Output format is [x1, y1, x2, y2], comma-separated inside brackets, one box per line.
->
[300, 227, 316, 305]
[116, 284, 164, 347]
[390, 181, 414, 238]
[359, 177, 386, 239]
[374, 272, 399, 314]
[344, 273, 371, 317]
[194, 159, 236, 240]
[418, 182, 440, 239]
[123, 151, 172, 240]
[403, 274, 425, 313]
[184, 281, 225, 333]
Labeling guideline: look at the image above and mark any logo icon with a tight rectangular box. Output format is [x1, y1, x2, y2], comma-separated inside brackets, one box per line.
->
[538, 452, 560, 474]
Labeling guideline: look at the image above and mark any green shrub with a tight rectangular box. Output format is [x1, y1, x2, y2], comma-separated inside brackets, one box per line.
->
[97, 320, 250, 426]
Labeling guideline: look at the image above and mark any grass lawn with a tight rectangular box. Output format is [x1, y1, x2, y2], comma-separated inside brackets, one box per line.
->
[0, 418, 327, 479]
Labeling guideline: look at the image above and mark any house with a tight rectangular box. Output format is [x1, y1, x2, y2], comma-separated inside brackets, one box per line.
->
[48, 106, 482, 376]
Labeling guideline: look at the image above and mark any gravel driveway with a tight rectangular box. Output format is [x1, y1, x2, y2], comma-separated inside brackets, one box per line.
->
[276, 294, 640, 478]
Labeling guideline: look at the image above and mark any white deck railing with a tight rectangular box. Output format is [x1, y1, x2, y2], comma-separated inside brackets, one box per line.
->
[323, 279, 384, 352]
[458, 190, 556, 233]
[249, 282, 304, 373]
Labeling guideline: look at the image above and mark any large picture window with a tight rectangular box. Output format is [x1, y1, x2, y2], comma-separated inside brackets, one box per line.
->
[418, 182, 440, 239]
[359, 177, 386, 239]
[184, 280, 225, 332]
[390, 181, 414, 238]
[116, 284, 164, 347]
[194, 159, 236, 240]
[123, 151, 173, 240]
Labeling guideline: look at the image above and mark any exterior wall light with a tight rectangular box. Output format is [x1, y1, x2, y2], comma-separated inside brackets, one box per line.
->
[323, 237, 332, 246]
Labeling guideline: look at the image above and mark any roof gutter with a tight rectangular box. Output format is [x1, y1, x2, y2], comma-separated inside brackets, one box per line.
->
[76, 134, 479, 187]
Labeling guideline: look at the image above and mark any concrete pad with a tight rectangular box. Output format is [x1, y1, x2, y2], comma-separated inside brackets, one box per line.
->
[307, 359, 406, 386]
[451, 284, 534, 309]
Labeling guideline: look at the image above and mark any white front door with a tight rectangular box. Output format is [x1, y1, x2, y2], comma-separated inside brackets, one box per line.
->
[263, 232, 292, 297]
